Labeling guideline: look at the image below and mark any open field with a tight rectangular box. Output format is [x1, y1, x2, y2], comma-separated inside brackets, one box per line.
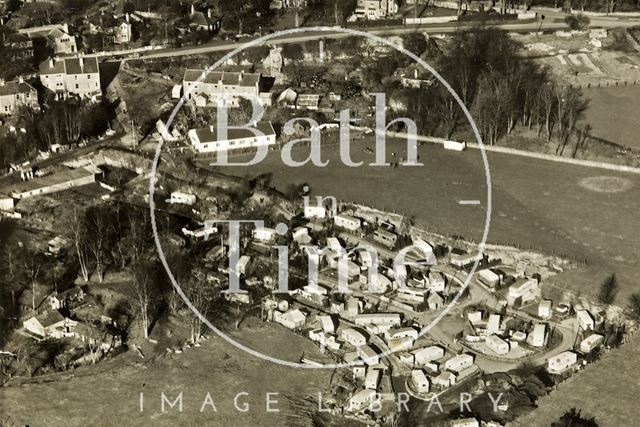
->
[0, 322, 335, 427]
[512, 334, 640, 426]
[221, 137, 640, 299]
[583, 85, 640, 149]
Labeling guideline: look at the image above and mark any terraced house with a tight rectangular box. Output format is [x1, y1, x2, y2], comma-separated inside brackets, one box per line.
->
[0, 78, 38, 115]
[182, 68, 272, 107]
[39, 57, 101, 100]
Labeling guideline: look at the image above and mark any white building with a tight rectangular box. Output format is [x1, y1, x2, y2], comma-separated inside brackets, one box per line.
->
[237, 255, 251, 275]
[411, 369, 430, 393]
[326, 237, 343, 252]
[450, 249, 483, 269]
[318, 315, 336, 333]
[39, 57, 100, 100]
[22, 310, 77, 339]
[413, 346, 444, 365]
[485, 335, 509, 355]
[477, 269, 501, 289]
[579, 334, 604, 353]
[529, 323, 547, 347]
[353, 364, 367, 380]
[357, 345, 380, 365]
[450, 418, 480, 427]
[507, 277, 541, 306]
[273, 309, 306, 329]
[304, 205, 326, 219]
[342, 328, 367, 347]
[348, 389, 377, 412]
[433, 371, 456, 388]
[399, 352, 414, 366]
[386, 327, 419, 341]
[0, 194, 14, 211]
[169, 191, 196, 205]
[354, 313, 401, 327]
[182, 69, 270, 107]
[444, 354, 474, 373]
[334, 214, 361, 231]
[355, 0, 399, 20]
[576, 309, 595, 331]
[539, 300, 552, 319]
[547, 350, 578, 374]
[467, 311, 483, 324]
[365, 368, 381, 390]
[253, 227, 277, 242]
[188, 122, 276, 154]
[387, 337, 414, 352]
[486, 314, 501, 334]
[428, 271, 446, 292]
[8, 166, 99, 200]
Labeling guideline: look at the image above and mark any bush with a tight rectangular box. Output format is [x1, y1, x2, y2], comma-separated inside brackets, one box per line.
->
[564, 14, 590, 31]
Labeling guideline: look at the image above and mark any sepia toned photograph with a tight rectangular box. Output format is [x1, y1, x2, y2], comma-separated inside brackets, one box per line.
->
[0, 1, 639, 426]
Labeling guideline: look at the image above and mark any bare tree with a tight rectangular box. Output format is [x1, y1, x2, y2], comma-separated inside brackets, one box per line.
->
[65, 208, 90, 282]
[85, 207, 112, 282]
[128, 262, 155, 339]
[182, 277, 216, 343]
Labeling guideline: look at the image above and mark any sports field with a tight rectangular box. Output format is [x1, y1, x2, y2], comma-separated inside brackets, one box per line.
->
[222, 137, 640, 299]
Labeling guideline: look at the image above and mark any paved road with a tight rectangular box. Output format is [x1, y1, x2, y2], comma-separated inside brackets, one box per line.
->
[102, 16, 640, 61]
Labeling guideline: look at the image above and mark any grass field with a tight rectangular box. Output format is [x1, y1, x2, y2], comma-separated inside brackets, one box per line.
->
[222, 137, 640, 299]
[583, 85, 640, 150]
[0, 322, 336, 427]
[512, 335, 640, 426]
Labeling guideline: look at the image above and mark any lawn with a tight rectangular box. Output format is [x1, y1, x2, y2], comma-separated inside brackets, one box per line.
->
[512, 335, 640, 426]
[219, 136, 640, 299]
[583, 85, 640, 150]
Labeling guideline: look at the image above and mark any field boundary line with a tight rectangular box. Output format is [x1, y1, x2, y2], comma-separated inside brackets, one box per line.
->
[387, 131, 640, 175]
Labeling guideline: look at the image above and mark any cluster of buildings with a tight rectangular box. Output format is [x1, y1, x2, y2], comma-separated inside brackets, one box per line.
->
[465, 310, 548, 357]
[17, 23, 77, 55]
[20, 285, 121, 359]
[81, 13, 133, 45]
[353, 0, 399, 20]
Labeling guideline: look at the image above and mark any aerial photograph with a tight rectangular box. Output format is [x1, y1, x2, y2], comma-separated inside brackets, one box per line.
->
[0, 0, 639, 426]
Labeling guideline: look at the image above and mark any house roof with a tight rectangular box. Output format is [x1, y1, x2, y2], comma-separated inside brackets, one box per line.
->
[47, 27, 70, 41]
[36, 310, 66, 328]
[59, 286, 83, 299]
[6, 166, 98, 197]
[192, 121, 275, 143]
[0, 80, 36, 97]
[183, 69, 261, 88]
[39, 57, 100, 76]
[6, 33, 31, 44]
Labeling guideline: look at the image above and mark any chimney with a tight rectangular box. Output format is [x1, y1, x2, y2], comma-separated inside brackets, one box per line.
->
[18, 76, 24, 84]
[79, 57, 84, 69]
[0, 79, 4, 87]
[414, 69, 418, 79]
[126, 12, 130, 23]
[209, 125, 214, 132]
[190, 4, 195, 15]
[207, 8, 212, 18]
[49, 58, 54, 68]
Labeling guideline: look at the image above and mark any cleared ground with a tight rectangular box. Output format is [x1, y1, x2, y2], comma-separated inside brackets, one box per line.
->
[0, 322, 335, 427]
[222, 137, 640, 299]
[583, 85, 640, 150]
